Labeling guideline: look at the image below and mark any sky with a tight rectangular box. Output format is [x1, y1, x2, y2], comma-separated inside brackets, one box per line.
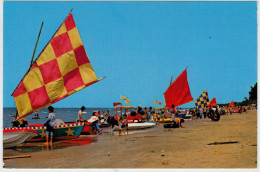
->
[3, 1, 257, 108]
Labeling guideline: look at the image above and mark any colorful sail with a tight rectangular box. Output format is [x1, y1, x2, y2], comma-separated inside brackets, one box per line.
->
[164, 68, 193, 108]
[195, 90, 209, 108]
[228, 100, 235, 107]
[209, 97, 217, 107]
[12, 13, 103, 119]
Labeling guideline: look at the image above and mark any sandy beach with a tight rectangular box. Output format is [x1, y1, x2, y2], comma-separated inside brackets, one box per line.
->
[3, 109, 257, 169]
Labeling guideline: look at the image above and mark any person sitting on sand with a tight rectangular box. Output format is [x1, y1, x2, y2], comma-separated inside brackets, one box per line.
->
[45, 106, 56, 145]
[88, 113, 103, 134]
[170, 104, 182, 128]
[77, 106, 86, 122]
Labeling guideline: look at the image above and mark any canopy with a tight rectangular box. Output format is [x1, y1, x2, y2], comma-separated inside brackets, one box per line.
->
[164, 68, 193, 108]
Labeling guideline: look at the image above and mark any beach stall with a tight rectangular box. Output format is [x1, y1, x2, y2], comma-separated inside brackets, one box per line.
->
[114, 106, 142, 123]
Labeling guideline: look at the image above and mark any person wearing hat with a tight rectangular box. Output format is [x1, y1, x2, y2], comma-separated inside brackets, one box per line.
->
[77, 106, 86, 122]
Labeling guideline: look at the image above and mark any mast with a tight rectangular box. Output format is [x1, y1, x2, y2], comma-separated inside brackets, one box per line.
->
[29, 22, 44, 70]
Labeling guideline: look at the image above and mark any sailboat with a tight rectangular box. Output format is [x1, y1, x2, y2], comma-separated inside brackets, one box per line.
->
[4, 11, 104, 144]
[162, 68, 193, 126]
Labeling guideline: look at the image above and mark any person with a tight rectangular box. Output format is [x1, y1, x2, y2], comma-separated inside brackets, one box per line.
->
[105, 110, 110, 123]
[88, 112, 102, 134]
[143, 107, 149, 120]
[12, 111, 28, 127]
[77, 106, 86, 122]
[45, 106, 56, 145]
[203, 106, 207, 118]
[170, 105, 182, 128]
[195, 106, 200, 119]
[229, 106, 233, 115]
[119, 115, 128, 135]
[137, 105, 144, 116]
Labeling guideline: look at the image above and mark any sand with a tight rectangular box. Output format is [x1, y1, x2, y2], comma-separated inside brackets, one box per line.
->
[3, 109, 257, 168]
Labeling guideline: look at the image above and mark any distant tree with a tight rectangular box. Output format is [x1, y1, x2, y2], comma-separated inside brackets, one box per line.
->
[249, 82, 257, 102]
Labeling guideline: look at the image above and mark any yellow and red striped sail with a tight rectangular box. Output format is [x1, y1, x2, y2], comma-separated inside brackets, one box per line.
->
[12, 13, 103, 119]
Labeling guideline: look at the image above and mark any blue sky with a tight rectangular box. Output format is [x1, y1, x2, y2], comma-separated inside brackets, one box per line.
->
[3, 1, 257, 108]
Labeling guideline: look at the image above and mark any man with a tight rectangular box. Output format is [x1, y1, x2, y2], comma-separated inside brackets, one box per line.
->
[77, 106, 86, 122]
[45, 106, 56, 145]
[195, 106, 200, 119]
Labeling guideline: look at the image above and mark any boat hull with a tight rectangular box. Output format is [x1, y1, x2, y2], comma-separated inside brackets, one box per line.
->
[27, 122, 85, 142]
[114, 122, 156, 131]
[3, 129, 38, 148]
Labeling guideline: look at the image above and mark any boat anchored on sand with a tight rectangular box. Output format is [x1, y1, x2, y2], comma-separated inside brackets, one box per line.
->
[6, 10, 105, 144]
[3, 128, 38, 148]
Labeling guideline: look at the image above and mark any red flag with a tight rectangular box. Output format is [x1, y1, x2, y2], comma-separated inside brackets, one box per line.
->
[164, 68, 193, 108]
[113, 102, 122, 107]
[209, 97, 217, 107]
[228, 101, 234, 107]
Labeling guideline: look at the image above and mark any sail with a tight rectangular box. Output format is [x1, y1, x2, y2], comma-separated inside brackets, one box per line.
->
[12, 13, 103, 119]
[228, 100, 234, 107]
[195, 89, 210, 108]
[209, 97, 217, 107]
[164, 68, 193, 108]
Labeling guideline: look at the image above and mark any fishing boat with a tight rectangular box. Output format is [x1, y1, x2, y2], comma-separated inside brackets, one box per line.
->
[163, 68, 193, 128]
[7, 10, 104, 142]
[3, 128, 38, 148]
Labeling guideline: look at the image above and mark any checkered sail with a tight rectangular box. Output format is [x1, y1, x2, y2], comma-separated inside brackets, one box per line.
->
[194, 90, 210, 108]
[12, 13, 103, 119]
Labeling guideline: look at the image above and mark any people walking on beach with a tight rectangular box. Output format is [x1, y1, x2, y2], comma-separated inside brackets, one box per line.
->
[45, 106, 56, 145]
[77, 106, 86, 122]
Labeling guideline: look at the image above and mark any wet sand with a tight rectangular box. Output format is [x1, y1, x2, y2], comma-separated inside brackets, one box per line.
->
[3, 109, 257, 168]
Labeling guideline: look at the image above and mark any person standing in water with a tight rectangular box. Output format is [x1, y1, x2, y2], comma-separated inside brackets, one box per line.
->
[45, 106, 56, 145]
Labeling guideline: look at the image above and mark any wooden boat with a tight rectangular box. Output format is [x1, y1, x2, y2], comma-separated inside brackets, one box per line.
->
[3, 128, 38, 148]
[8, 10, 105, 143]
[27, 122, 85, 141]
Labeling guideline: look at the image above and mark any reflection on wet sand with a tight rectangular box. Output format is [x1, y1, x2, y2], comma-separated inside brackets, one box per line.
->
[10, 136, 97, 153]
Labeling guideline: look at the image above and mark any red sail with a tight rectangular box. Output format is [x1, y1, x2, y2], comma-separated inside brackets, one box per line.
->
[228, 100, 234, 107]
[209, 97, 217, 107]
[164, 69, 193, 108]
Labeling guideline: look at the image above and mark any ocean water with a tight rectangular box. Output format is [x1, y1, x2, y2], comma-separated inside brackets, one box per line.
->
[3, 107, 116, 128]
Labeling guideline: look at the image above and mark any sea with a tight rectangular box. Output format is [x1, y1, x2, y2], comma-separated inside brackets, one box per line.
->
[3, 107, 116, 128]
